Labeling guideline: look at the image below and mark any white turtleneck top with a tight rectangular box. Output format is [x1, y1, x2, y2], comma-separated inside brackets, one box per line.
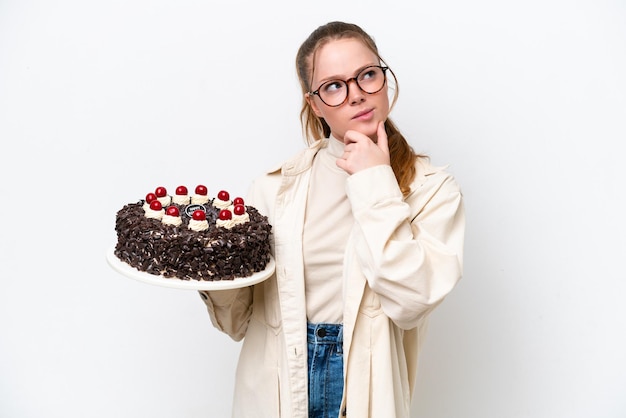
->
[303, 136, 353, 324]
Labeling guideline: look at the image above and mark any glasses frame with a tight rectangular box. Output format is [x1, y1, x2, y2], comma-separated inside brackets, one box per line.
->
[308, 65, 390, 107]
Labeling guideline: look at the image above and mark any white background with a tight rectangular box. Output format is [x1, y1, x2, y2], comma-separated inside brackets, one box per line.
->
[1, 1, 625, 417]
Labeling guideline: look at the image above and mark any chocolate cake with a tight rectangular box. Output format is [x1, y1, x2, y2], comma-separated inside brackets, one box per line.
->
[113, 185, 272, 281]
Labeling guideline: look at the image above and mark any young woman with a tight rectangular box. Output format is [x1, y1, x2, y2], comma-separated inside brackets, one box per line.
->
[200, 21, 465, 418]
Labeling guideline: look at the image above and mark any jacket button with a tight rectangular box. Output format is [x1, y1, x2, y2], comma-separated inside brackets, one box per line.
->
[316, 328, 327, 338]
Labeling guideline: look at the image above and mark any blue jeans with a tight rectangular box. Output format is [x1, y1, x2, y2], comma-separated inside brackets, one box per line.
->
[307, 323, 344, 418]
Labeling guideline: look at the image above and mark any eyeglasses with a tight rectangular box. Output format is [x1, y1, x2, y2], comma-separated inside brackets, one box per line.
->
[309, 65, 389, 107]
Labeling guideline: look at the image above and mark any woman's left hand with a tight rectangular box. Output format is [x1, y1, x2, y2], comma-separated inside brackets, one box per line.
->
[336, 121, 391, 175]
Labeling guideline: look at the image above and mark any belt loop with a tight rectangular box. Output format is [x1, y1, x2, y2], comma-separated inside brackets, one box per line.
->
[337, 324, 344, 354]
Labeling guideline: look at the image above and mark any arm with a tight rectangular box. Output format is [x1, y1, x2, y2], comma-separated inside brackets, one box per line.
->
[346, 163, 465, 330]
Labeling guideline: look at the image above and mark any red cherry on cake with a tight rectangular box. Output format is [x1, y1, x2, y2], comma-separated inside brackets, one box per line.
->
[149, 200, 163, 211]
[233, 204, 246, 216]
[195, 185, 208, 196]
[217, 190, 230, 201]
[155, 186, 167, 197]
[175, 185, 188, 195]
[233, 197, 244, 206]
[219, 209, 232, 220]
[192, 209, 206, 221]
[145, 192, 157, 203]
[165, 206, 180, 217]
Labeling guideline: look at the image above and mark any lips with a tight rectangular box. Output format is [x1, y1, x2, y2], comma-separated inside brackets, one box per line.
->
[352, 108, 373, 119]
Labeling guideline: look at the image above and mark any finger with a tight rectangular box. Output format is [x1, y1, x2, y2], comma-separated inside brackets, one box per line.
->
[343, 130, 360, 145]
[376, 121, 389, 154]
[336, 156, 351, 174]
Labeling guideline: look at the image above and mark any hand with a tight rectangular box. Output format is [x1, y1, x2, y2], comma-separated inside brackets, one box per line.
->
[336, 121, 390, 175]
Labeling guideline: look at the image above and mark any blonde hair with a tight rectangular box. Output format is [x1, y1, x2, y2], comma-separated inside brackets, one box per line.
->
[295, 21, 422, 196]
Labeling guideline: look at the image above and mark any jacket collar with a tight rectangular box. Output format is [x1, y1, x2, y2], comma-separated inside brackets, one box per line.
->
[266, 138, 327, 176]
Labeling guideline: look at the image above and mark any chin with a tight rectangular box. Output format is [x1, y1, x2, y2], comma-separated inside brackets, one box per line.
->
[351, 123, 377, 137]
[364, 128, 379, 141]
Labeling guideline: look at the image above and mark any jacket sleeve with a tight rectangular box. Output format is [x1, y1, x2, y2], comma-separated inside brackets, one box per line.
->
[346, 163, 465, 330]
[198, 288, 253, 341]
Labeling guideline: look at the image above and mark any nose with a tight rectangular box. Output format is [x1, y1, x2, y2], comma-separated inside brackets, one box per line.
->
[346, 77, 365, 104]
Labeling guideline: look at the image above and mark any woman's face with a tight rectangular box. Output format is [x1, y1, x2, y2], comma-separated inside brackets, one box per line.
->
[307, 38, 389, 142]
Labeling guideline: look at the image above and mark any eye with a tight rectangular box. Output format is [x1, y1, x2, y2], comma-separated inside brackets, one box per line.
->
[321, 80, 345, 94]
[359, 67, 378, 81]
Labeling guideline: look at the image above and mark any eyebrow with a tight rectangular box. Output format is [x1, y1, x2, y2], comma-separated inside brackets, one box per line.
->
[316, 63, 379, 85]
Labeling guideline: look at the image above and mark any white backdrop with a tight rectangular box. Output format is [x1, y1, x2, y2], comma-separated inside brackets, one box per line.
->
[1, 1, 625, 417]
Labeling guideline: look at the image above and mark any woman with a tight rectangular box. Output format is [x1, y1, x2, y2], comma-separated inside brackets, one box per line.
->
[200, 21, 465, 418]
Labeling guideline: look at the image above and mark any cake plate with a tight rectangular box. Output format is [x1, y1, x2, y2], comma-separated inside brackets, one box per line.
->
[106, 247, 275, 290]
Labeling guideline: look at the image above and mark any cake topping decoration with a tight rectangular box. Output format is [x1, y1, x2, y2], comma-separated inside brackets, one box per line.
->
[155, 186, 172, 206]
[143, 192, 158, 211]
[172, 185, 190, 205]
[191, 184, 210, 204]
[162, 205, 182, 226]
[233, 204, 245, 216]
[213, 190, 232, 209]
[145, 200, 165, 220]
[232, 203, 250, 225]
[184, 204, 207, 217]
[166, 206, 180, 216]
[188, 209, 209, 231]
[217, 208, 237, 229]
[195, 185, 208, 195]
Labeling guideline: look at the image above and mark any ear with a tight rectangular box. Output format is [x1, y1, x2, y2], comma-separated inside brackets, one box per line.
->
[305, 93, 323, 118]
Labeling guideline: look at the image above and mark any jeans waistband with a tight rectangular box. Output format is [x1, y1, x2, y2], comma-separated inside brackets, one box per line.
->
[307, 322, 343, 344]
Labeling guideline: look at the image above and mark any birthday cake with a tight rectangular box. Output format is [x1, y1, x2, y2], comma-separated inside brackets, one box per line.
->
[113, 185, 272, 281]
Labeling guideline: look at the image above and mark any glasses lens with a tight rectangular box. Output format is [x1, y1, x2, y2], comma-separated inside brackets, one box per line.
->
[318, 80, 348, 107]
[357, 66, 386, 94]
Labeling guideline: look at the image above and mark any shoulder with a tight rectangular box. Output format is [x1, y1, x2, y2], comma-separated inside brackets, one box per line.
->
[262, 138, 327, 177]
[413, 156, 462, 193]
[403, 156, 463, 212]
[247, 139, 326, 208]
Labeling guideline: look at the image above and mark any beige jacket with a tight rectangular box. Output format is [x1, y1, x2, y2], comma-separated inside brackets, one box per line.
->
[201, 138, 465, 418]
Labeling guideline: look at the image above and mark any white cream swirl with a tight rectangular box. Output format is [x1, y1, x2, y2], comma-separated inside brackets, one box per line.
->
[144, 208, 164, 220]
[233, 213, 250, 225]
[212, 198, 231, 209]
[172, 194, 190, 205]
[216, 218, 237, 229]
[157, 195, 172, 206]
[227, 204, 249, 225]
[161, 214, 182, 226]
[188, 219, 209, 232]
[191, 194, 210, 205]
